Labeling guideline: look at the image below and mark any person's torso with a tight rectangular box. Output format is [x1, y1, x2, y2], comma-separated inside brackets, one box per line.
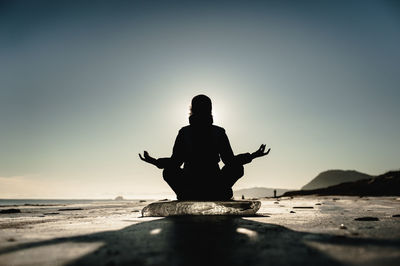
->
[179, 125, 224, 174]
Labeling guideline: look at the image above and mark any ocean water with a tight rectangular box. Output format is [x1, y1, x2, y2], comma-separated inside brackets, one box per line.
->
[0, 199, 112, 206]
[0, 193, 176, 206]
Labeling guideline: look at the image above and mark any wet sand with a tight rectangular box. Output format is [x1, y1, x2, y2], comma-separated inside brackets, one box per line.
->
[1, 196, 399, 266]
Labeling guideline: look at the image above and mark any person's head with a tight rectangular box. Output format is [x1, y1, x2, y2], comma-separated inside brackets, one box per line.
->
[189, 94, 213, 126]
[190, 94, 212, 116]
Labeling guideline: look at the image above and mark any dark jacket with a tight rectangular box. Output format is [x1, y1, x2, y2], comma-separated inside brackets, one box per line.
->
[157, 125, 253, 172]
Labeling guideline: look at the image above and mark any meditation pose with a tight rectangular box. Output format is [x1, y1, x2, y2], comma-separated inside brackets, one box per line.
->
[139, 94, 270, 200]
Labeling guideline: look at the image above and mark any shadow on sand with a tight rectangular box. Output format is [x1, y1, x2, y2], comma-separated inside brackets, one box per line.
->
[1, 217, 399, 266]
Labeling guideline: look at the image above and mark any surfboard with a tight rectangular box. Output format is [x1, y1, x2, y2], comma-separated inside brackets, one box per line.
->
[141, 200, 261, 217]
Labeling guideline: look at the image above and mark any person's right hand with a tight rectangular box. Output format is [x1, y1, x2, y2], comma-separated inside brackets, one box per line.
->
[138, 151, 158, 166]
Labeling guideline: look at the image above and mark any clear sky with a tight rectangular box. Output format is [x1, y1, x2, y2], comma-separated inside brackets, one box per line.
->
[1, 0, 399, 199]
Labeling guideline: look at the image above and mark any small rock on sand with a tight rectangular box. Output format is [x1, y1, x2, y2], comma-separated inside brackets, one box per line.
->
[354, 217, 379, 221]
[293, 206, 314, 209]
[58, 208, 83, 211]
[0, 208, 21, 214]
[339, 224, 347, 229]
[290, 211, 296, 213]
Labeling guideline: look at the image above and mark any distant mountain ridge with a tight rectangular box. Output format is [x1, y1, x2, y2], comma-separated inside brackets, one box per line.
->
[233, 187, 290, 198]
[302, 170, 372, 190]
[284, 170, 400, 197]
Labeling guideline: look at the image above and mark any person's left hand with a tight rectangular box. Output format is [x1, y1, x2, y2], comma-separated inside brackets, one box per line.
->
[139, 151, 158, 166]
[251, 144, 270, 159]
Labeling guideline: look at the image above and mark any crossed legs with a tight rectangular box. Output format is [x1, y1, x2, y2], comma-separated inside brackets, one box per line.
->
[163, 164, 244, 200]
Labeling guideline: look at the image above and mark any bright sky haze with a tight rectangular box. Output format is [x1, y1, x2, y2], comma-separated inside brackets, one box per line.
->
[1, 0, 399, 198]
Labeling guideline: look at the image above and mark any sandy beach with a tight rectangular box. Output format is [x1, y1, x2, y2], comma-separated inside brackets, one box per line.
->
[1, 196, 400, 266]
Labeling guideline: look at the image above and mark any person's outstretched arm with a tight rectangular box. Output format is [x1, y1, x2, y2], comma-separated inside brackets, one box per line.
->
[219, 130, 270, 165]
[138, 151, 162, 168]
[138, 151, 174, 169]
[250, 144, 270, 160]
[235, 144, 270, 164]
[139, 129, 185, 169]
[219, 130, 253, 165]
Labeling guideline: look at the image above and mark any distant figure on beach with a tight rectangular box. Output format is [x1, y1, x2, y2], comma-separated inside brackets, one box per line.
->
[139, 94, 270, 200]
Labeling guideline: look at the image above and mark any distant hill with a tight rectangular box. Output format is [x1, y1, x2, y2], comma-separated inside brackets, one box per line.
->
[233, 187, 290, 198]
[283, 171, 400, 197]
[302, 170, 372, 190]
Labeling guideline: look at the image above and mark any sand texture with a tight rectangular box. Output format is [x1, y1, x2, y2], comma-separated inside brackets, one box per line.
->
[1, 196, 400, 266]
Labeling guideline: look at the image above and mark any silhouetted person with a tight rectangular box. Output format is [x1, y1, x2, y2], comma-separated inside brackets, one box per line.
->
[139, 94, 270, 200]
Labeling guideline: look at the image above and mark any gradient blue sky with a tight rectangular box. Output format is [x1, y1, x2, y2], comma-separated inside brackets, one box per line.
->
[1, 0, 399, 198]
